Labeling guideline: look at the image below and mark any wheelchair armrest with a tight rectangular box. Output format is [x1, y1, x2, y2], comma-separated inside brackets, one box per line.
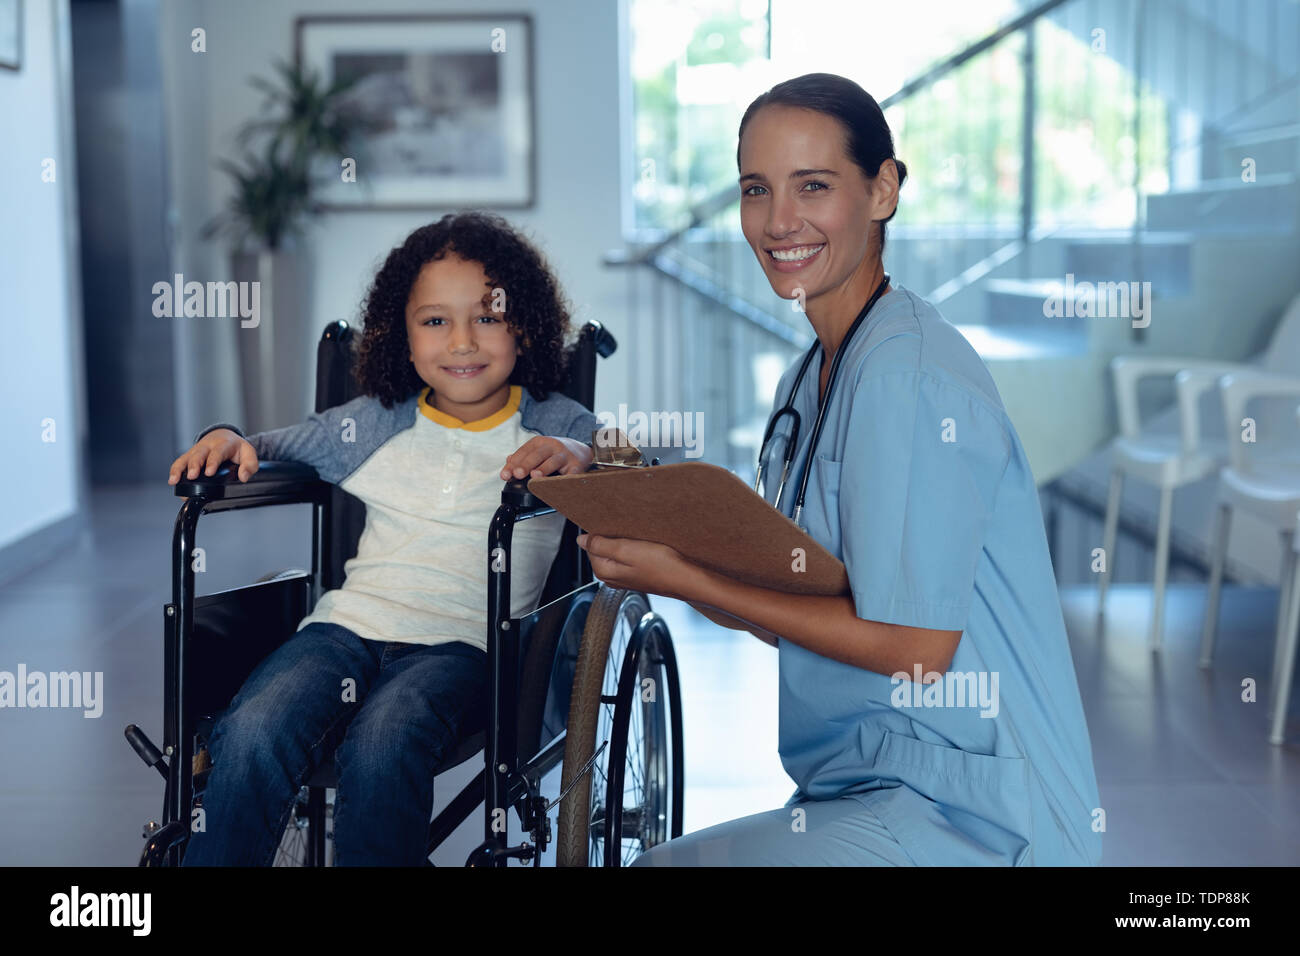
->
[172, 460, 325, 502]
[501, 477, 533, 507]
[501, 476, 554, 513]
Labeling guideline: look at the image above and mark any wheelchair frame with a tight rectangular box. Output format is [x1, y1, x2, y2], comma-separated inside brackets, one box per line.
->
[128, 320, 685, 867]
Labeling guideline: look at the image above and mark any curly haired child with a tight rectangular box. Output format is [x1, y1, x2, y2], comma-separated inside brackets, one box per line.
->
[169, 211, 598, 865]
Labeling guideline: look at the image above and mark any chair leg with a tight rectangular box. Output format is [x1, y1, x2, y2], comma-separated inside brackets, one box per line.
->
[1199, 503, 1232, 668]
[1150, 485, 1174, 650]
[1270, 532, 1296, 707]
[1098, 469, 1124, 618]
[1269, 544, 1300, 746]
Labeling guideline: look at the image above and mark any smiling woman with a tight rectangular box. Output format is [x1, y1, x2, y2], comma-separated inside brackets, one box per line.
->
[579, 72, 1103, 868]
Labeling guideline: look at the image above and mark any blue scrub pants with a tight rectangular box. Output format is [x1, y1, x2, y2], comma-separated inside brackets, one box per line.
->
[630, 792, 914, 866]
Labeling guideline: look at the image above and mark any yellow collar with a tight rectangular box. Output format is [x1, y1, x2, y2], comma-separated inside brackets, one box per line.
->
[418, 385, 521, 431]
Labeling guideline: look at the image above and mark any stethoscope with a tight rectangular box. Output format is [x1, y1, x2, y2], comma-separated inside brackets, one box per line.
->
[755, 272, 891, 526]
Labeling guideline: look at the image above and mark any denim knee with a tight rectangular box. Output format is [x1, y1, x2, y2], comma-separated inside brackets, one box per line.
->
[208, 696, 282, 764]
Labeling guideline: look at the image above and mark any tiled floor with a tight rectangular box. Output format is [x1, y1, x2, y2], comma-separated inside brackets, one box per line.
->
[0, 483, 1296, 865]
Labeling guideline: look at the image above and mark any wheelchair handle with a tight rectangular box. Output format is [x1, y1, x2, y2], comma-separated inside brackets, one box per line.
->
[125, 724, 169, 780]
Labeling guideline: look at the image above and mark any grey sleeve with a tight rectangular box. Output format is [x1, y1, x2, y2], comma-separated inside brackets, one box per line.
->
[245, 414, 337, 474]
[192, 414, 335, 475]
[564, 408, 600, 446]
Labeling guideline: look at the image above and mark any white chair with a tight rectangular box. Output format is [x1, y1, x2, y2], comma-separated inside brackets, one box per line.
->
[1098, 295, 1300, 649]
[1272, 489, 1300, 745]
[1098, 357, 1247, 648]
[1200, 391, 1300, 747]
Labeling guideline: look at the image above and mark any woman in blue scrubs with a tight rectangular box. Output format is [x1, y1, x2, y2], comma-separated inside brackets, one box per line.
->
[577, 73, 1102, 866]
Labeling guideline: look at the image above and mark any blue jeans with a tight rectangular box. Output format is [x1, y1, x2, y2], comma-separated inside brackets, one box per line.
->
[181, 621, 486, 866]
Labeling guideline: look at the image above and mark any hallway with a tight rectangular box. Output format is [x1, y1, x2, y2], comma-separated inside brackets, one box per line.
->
[1, 483, 1295, 865]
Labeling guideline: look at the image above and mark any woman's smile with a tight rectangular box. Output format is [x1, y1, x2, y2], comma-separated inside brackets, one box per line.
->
[767, 242, 826, 272]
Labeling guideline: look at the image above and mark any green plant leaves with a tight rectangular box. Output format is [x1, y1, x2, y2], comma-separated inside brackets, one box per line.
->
[203, 57, 370, 252]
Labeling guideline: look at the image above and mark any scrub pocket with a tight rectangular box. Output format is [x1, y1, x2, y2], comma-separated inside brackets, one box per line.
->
[803, 455, 843, 556]
[865, 729, 1033, 866]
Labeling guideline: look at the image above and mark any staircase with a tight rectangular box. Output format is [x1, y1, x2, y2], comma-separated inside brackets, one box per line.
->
[607, 0, 1300, 492]
[902, 0, 1300, 483]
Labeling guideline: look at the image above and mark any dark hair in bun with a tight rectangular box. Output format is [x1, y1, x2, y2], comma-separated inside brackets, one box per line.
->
[737, 72, 907, 256]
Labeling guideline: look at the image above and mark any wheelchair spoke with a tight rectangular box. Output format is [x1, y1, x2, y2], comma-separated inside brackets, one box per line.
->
[271, 785, 333, 867]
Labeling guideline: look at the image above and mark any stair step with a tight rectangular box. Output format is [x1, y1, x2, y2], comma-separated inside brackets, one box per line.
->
[1220, 122, 1300, 148]
[1216, 126, 1300, 181]
[1156, 172, 1295, 193]
[982, 277, 1159, 335]
[1064, 238, 1192, 297]
[1145, 174, 1298, 231]
[954, 323, 1088, 359]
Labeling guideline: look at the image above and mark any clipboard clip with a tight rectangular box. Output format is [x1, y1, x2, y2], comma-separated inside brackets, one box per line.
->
[590, 427, 659, 469]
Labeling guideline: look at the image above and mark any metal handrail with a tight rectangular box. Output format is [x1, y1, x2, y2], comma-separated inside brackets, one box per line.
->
[606, 0, 1072, 270]
[878, 0, 1070, 109]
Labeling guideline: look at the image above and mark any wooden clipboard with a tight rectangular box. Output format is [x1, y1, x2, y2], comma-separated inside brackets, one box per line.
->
[529, 462, 850, 596]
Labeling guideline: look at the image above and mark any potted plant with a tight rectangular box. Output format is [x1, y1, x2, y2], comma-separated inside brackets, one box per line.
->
[201, 58, 368, 433]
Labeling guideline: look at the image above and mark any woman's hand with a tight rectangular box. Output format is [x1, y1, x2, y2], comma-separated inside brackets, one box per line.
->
[168, 429, 260, 484]
[575, 534, 701, 603]
[500, 436, 593, 480]
[578, 533, 780, 644]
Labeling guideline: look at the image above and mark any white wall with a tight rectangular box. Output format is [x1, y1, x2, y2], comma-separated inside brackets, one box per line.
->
[160, 0, 633, 446]
[0, 0, 87, 555]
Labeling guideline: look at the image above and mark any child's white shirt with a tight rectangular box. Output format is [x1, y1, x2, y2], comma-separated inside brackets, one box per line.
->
[296, 385, 565, 651]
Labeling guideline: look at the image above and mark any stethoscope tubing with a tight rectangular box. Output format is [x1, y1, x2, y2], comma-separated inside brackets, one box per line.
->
[757, 273, 892, 526]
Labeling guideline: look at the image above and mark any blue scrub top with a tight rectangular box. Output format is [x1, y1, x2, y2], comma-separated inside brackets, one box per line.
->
[759, 284, 1102, 866]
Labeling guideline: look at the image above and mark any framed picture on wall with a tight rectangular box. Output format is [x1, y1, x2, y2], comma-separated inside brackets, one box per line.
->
[295, 13, 535, 209]
[0, 0, 21, 71]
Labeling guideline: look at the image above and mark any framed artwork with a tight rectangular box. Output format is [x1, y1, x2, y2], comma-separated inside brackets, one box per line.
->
[0, 0, 21, 71]
[295, 13, 535, 209]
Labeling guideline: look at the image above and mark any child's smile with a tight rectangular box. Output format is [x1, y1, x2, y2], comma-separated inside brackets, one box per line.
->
[440, 363, 488, 379]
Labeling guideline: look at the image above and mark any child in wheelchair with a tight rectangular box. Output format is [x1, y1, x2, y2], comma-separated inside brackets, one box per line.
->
[167, 212, 598, 865]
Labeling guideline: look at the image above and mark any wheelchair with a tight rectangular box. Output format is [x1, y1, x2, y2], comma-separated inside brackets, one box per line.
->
[125, 319, 685, 867]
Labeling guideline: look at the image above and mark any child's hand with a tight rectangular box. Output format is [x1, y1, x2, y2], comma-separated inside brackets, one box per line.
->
[500, 436, 593, 480]
[168, 429, 260, 484]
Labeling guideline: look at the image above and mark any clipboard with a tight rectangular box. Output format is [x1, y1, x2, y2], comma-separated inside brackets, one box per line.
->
[528, 461, 850, 596]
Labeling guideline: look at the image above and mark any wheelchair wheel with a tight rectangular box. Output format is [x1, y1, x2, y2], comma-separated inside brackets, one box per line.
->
[191, 751, 334, 867]
[272, 786, 333, 867]
[556, 585, 683, 866]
